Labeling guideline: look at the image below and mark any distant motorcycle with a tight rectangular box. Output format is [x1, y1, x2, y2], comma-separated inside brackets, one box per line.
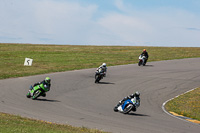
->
[26, 84, 49, 100]
[95, 68, 105, 83]
[114, 97, 140, 114]
[138, 55, 147, 66]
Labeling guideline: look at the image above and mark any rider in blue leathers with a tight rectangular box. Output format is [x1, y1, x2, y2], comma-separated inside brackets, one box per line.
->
[115, 91, 140, 112]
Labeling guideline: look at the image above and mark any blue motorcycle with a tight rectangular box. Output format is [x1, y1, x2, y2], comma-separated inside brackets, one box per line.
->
[114, 97, 139, 114]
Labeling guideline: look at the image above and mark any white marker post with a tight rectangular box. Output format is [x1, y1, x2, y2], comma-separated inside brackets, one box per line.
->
[24, 58, 33, 66]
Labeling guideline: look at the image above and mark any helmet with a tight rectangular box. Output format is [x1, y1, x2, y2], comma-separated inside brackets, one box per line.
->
[102, 63, 106, 67]
[135, 91, 140, 96]
[45, 77, 51, 84]
[130, 93, 134, 97]
[143, 49, 146, 52]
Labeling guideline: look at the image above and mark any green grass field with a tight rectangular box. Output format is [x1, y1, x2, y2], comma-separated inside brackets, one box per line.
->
[1, 43, 200, 79]
[1, 43, 200, 132]
[0, 112, 107, 133]
[165, 88, 200, 121]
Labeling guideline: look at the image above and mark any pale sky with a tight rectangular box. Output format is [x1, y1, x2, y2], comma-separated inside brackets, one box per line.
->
[0, 0, 200, 47]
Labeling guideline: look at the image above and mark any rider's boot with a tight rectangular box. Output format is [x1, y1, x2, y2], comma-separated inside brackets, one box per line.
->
[41, 92, 46, 97]
[132, 105, 137, 112]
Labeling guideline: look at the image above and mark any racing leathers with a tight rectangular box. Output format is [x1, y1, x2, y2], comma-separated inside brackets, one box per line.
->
[96, 65, 107, 77]
[33, 80, 51, 97]
[116, 94, 140, 111]
[141, 51, 149, 64]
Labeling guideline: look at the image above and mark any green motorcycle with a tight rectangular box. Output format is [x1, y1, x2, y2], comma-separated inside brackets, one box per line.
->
[26, 84, 49, 100]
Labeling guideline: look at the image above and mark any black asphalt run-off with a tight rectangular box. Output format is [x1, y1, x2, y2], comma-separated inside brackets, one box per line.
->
[1, 58, 200, 133]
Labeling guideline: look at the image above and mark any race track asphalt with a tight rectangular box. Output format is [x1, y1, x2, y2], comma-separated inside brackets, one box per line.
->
[1, 58, 200, 133]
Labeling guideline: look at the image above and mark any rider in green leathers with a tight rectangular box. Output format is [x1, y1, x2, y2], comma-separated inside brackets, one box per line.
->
[27, 77, 51, 99]
[32, 77, 51, 97]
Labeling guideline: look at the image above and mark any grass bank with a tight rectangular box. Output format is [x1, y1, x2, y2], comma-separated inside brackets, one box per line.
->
[0, 112, 107, 133]
[165, 88, 200, 121]
[1, 43, 200, 79]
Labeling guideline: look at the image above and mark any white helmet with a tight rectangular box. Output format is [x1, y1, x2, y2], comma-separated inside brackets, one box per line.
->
[102, 63, 106, 67]
[135, 91, 140, 96]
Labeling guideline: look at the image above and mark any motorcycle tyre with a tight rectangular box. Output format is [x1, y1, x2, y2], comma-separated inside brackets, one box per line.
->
[32, 90, 41, 100]
[95, 75, 100, 83]
[138, 61, 142, 66]
[95, 78, 99, 83]
[123, 105, 133, 114]
[26, 90, 31, 98]
[26, 93, 31, 98]
[114, 106, 118, 112]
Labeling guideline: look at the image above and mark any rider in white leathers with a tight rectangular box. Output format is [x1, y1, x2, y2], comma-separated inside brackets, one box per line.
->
[96, 63, 107, 77]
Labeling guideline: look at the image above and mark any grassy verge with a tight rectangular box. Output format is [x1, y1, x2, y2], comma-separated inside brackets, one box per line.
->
[0, 112, 108, 133]
[1, 43, 200, 79]
[165, 88, 200, 121]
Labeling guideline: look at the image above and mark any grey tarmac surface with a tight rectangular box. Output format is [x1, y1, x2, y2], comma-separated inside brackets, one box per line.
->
[1, 58, 200, 133]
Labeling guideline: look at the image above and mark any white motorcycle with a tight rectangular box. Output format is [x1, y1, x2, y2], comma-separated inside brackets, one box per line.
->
[95, 68, 105, 83]
[138, 55, 147, 66]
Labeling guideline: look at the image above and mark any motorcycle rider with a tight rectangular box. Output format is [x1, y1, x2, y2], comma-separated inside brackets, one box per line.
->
[32, 77, 51, 97]
[115, 91, 140, 112]
[96, 63, 107, 77]
[140, 49, 149, 64]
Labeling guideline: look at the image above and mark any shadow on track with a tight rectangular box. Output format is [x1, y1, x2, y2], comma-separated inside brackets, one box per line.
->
[35, 98, 60, 102]
[126, 112, 150, 117]
[97, 82, 115, 84]
[144, 64, 154, 67]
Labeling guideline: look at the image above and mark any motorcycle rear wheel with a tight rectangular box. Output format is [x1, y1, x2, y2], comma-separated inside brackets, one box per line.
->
[32, 90, 41, 100]
[123, 105, 133, 114]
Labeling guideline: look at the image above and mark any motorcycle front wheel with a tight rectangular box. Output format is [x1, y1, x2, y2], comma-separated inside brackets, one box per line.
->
[113, 106, 118, 112]
[138, 61, 142, 66]
[26, 92, 31, 98]
[95, 74, 100, 83]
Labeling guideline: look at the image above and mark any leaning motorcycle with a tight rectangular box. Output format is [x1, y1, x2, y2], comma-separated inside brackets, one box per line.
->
[114, 97, 140, 114]
[26, 84, 49, 100]
[95, 68, 105, 83]
[138, 55, 147, 66]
